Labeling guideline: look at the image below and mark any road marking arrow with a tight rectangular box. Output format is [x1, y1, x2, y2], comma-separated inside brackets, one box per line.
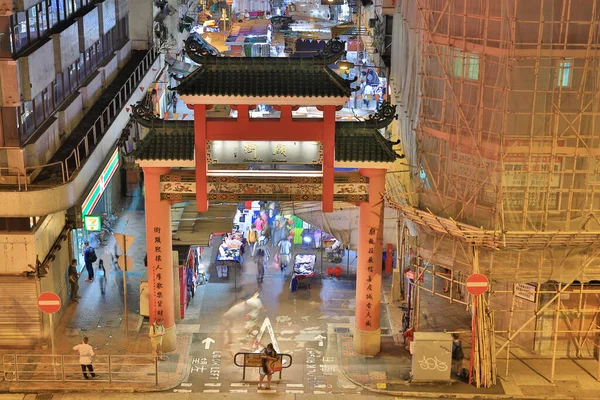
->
[202, 337, 215, 350]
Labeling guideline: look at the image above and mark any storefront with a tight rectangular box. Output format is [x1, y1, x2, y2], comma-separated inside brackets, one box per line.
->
[71, 148, 121, 263]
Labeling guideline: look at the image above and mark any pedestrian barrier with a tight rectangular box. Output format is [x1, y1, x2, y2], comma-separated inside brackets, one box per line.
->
[2, 353, 160, 385]
[233, 352, 293, 380]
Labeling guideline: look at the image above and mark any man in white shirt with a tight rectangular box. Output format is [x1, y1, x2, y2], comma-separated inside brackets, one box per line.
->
[277, 238, 292, 270]
[73, 337, 96, 379]
[149, 318, 166, 361]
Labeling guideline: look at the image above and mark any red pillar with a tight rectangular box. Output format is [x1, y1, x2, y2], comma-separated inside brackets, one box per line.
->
[322, 105, 335, 213]
[194, 104, 208, 212]
[354, 168, 386, 355]
[143, 166, 176, 351]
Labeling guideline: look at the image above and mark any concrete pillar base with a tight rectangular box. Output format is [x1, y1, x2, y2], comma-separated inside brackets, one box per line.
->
[162, 324, 177, 353]
[353, 327, 381, 356]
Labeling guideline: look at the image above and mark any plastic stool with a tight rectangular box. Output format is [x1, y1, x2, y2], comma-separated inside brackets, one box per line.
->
[326, 267, 334, 277]
[333, 266, 342, 277]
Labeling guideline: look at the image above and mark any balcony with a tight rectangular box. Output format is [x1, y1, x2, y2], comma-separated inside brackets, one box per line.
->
[0, 46, 160, 216]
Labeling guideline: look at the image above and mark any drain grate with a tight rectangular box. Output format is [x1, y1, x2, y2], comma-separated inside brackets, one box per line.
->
[36, 394, 54, 400]
[334, 327, 350, 334]
[381, 328, 391, 335]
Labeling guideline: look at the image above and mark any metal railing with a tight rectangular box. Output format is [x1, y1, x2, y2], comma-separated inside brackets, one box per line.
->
[0, 167, 27, 191]
[2, 353, 159, 386]
[233, 352, 293, 380]
[21, 46, 159, 189]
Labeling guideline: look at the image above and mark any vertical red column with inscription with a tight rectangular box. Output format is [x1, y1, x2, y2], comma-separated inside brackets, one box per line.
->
[354, 168, 386, 355]
[194, 103, 208, 212]
[143, 166, 176, 352]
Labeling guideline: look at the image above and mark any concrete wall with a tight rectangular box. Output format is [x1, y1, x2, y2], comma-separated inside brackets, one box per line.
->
[115, 0, 130, 20]
[18, 39, 56, 101]
[116, 40, 132, 68]
[81, 71, 103, 110]
[56, 92, 84, 137]
[0, 60, 19, 107]
[0, 232, 35, 275]
[53, 21, 80, 73]
[99, 54, 119, 86]
[129, 0, 154, 50]
[23, 118, 61, 167]
[79, 7, 100, 52]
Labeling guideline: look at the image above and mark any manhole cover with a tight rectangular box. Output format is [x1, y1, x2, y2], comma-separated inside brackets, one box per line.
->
[36, 394, 54, 400]
[334, 327, 350, 334]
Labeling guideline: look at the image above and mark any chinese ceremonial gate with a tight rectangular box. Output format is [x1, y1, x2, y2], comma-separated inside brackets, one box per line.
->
[132, 37, 401, 355]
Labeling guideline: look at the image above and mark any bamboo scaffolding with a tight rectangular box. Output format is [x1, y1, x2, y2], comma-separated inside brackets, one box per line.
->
[391, 0, 600, 385]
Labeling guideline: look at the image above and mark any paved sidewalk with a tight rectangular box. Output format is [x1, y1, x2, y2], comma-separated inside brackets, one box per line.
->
[0, 190, 190, 393]
[333, 276, 600, 399]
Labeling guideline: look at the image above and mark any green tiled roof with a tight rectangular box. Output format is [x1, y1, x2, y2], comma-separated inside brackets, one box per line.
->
[335, 131, 399, 163]
[174, 62, 352, 98]
[173, 35, 353, 99]
[134, 128, 398, 163]
[134, 130, 194, 161]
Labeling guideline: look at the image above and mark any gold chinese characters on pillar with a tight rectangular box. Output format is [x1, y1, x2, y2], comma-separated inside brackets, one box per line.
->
[152, 226, 165, 319]
[364, 226, 377, 328]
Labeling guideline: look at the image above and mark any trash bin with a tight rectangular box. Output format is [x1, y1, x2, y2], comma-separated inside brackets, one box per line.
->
[411, 332, 453, 382]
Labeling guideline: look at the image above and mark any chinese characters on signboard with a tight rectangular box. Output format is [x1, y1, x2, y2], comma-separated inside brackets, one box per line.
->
[152, 226, 164, 320]
[364, 226, 377, 328]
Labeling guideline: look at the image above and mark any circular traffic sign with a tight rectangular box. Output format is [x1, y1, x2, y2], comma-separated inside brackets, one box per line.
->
[465, 274, 489, 296]
[38, 292, 61, 314]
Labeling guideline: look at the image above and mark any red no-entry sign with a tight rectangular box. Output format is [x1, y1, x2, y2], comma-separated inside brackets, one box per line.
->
[38, 292, 61, 314]
[466, 274, 489, 296]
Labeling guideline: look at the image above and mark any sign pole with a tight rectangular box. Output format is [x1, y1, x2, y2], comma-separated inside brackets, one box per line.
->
[123, 234, 128, 343]
[49, 312, 57, 378]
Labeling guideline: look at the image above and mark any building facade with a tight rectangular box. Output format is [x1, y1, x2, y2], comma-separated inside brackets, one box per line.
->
[0, 0, 163, 346]
[388, 0, 600, 386]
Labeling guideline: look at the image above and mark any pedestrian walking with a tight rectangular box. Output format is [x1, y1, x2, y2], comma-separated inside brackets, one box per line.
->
[254, 246, 270, 283]
[171, 92, 178, 112]
[277, 237, 292, 271]
[247, 226, 258, 256]
[97, 260, 107, 295]
[258, 343, 277, 389]
[149, 318, 166, 361]
[451, 333, 465, 378]
[68, 259, 81, 302]
[83, 242, 97, 281]
[73, 337, 96, 379]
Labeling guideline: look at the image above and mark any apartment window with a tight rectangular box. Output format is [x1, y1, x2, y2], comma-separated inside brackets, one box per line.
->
[11, 12, 27, 52]
[451, 49, 480, 80]
[19, 101, 35, 142]
[557, 59, 572, 87]
[49, 0, 58, 26]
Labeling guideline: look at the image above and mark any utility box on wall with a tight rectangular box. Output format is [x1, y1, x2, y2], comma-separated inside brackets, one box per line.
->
[411, 332, 453, 382]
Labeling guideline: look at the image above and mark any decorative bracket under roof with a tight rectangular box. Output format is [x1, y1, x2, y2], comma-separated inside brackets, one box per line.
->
[131, 101, 163, 128]
[338, 101, 398, 131]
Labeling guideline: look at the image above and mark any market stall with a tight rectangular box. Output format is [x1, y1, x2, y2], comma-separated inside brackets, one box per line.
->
[291, 254, 316, 291]
[215, 232, 245, 278]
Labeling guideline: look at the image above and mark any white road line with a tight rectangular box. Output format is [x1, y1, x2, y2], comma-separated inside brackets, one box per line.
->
[314, 384, 327, 389]
[180, 382, 192, 387]
[203, 389, 220, 393]
[229, 389, 248, 393]
[205, 383, 221, 387]
[314, 391, 328, 395]
[342, 384, 357, 389]
[257, 389, 277, 393]
[231, 382, 250, 387]
[286, 390, 304, 394]
[286, 383, 304, 388]
[173, 389, 192, 393]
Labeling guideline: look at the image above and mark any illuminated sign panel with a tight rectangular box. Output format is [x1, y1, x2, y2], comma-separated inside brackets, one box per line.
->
[84, 216, 101, 232]
[81, 149, 120, 218]
[207, 141, 322, 165]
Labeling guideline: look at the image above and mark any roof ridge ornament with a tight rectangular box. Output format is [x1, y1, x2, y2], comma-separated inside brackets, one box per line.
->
[314, 37, 346, 64]
[131, 101, 162, 128]
[185, 33, 220, 64]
